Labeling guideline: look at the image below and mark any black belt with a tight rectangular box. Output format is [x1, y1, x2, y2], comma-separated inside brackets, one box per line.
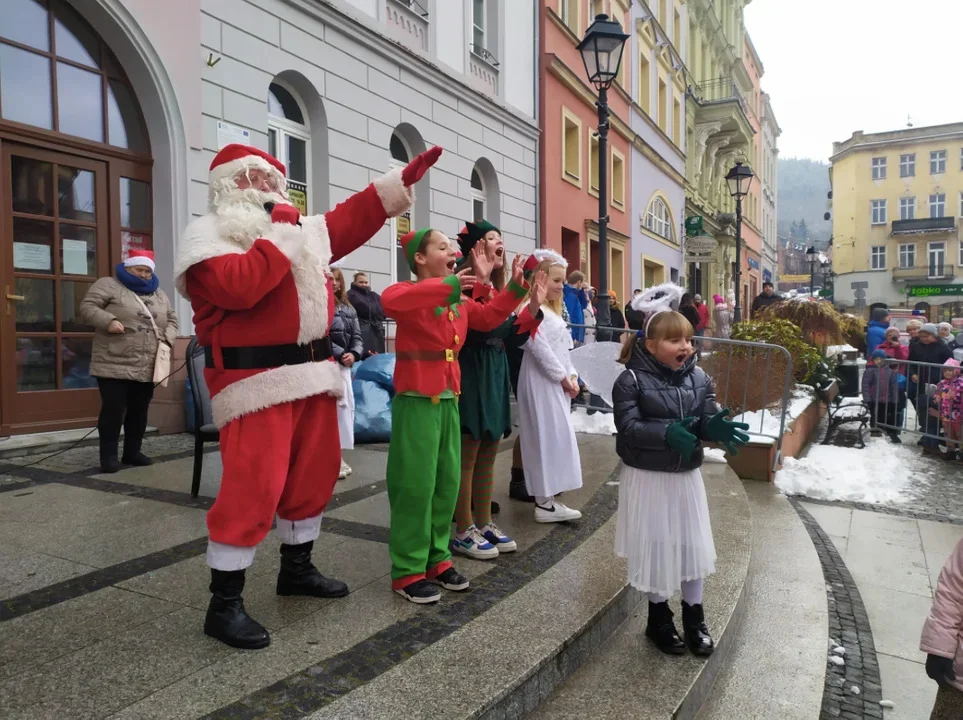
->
[205, 338, 332, 370]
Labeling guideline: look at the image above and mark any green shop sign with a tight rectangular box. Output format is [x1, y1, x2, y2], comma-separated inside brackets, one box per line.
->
[908, 285, 963, 298]
[685, 216, 704, 236]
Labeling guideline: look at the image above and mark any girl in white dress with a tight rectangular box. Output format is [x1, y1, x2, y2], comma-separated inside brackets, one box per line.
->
[517, 250, 583, 523]
[330, 267, 363, 479]
[612, 284, 749, 656]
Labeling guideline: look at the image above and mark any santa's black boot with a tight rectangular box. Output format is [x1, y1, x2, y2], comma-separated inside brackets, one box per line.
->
[645, 601, 686, 655]
[681, 601, 715, 656]
[509, 467, 534, 502]
[276, 541, 349, 598]
[204, 569, 270, 650]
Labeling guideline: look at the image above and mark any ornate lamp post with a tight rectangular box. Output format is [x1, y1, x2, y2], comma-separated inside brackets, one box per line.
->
[806, 246, 817, 298]
[724, 161, 754, 323]
[577, 14, 629, 328]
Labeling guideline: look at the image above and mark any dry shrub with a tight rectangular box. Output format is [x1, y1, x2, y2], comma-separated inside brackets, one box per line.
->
[757, 299, 846, 346]
[700, 344, 792, 417]
[838, 313, 867, 353]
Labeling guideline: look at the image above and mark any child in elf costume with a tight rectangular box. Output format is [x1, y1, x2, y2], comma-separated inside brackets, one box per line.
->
[381, 227, 546, 603]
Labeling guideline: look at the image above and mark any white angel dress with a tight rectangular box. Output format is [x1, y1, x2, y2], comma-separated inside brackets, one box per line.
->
[517, 306, 583, 499]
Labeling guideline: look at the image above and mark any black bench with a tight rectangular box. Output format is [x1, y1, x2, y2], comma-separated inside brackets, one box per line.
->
[817, 380, 870, 449]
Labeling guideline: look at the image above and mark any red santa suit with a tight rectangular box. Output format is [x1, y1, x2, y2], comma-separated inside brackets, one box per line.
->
[174, 143, 440, 649]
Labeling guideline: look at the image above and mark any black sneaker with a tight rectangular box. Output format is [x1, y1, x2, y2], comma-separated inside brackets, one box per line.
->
[394, 579, 441, 604]
[433, 567, 469, 591]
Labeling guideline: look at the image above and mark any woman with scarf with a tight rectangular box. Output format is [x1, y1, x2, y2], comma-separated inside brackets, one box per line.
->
[347, 271, 387, 356]
[450, 220, 543, 559]
[80, 250, 178, 473]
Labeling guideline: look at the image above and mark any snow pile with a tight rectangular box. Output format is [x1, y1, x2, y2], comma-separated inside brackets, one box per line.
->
[703, 448, 728, 464]
[827, 344, 858, 358]
[570, 407, 616, 436]
[776, 439, 913, 504]
[733, 386, 815, 440]
[828, 655, 845, 666]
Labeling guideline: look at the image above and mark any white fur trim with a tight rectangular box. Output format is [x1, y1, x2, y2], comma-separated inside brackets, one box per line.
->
[263, 221, 305, 263]
[124, 255, 155, 271]
[630, 282, 686, 313]
[275, 512, 323, 545]
[209, 155, 281, 189]
[206, 540, 256, 570]
[533, 249, 568, 268]
[211, 360, 343, 428]
[372, 167, 414, 218]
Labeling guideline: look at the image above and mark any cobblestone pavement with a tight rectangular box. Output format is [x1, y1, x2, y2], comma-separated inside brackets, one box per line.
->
[0, 434, 197, 476]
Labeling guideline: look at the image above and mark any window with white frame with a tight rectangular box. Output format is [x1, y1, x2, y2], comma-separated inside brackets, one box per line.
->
[267, 82, 311, 214]
[899, 197, 915, 220]
[871, 246, 886, 270]
[898, 243, 916, 269]
[871, 157, 886, 180]
[588, 0, 604, 25]
[959, 191, 963, 217]
[959, 241, 963, 268]
[871, 199, 887, 225]
[611, 149, 625, 209]
[559, 0, 579, 33]
[470, 167, 485, 221]
[472, 0, 485, 51]
[930, 193, 946, 217]
[929, 242, 946, 277]
[900, 153, 915, 177]
[645, 197, 673, 240]
[931, 150, 947, 175]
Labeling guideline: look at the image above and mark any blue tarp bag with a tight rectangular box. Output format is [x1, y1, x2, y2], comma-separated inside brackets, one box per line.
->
[355, 353, 395, 388]
[352, 354, 395, 443]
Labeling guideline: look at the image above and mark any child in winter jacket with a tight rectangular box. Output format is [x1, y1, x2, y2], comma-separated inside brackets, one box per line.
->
[920, 536, 963, 718]
[861, 349, 901, 442]
[933, 358, 963, 461]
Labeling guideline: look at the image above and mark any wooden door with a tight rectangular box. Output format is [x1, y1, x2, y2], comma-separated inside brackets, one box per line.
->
[0, 143, 109, 433]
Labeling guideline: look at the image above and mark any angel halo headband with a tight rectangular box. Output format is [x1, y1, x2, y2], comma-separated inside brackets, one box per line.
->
[629, 282, 687, 336]
[531, 248, 567, 268]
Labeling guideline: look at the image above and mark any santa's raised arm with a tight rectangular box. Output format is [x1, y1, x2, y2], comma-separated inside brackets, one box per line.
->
[173, 142, 441, 651]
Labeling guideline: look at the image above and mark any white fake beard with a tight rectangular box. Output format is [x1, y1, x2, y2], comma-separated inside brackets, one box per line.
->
[212, 186, 288, 247]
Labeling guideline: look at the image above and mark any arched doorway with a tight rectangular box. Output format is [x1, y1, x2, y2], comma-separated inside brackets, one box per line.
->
[0, 0, 152, 434]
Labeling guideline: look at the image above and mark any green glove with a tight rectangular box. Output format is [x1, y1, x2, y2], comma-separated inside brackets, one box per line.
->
[703, 409, 751, 456]
[665, 416, 699, 462]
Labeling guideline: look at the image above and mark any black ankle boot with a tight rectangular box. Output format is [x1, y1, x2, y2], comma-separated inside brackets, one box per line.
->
[121, 451, 152, 466]
[99, 441, 121, 474]
[681, 601, 715, 656]
[509, 467, 534, 502]
[645, 601, 686, 655]
[204, 569, 270, 649]
[277, 541, 349, 598]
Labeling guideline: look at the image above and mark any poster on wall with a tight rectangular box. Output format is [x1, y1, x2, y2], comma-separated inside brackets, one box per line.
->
[395, 213, 410, 240]
[61, 239, 89, 275]
[287, 181, 308, 215]
[121, 231, 151, 260]
[13, 242, 51, 272]
[216, 121, 251, 150]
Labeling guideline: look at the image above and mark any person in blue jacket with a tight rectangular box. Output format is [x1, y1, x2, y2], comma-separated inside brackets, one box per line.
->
[562, 270, 589, 345]
[866, 307, 890, 356]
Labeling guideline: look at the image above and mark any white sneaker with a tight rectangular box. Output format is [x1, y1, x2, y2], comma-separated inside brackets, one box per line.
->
[534, 500, 582, 523]
[450, 525, 499, 559]
[339, 459, 352, 480]
[479, 523, 517, 553]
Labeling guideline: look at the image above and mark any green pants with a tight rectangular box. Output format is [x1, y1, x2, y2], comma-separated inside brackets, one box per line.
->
[386, 394, 461, 586]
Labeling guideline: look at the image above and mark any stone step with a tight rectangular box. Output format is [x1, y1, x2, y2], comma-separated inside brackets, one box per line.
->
[0, 426, 158, 460]
[524, 462, 752, 720]
[695, 482, 827, 719]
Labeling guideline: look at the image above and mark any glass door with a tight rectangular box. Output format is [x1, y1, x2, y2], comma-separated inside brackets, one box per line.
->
[929, 242, 946, 279]
[1, 143, 108, 433]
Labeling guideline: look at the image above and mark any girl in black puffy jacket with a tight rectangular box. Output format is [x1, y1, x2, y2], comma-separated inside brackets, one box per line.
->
[331, 268, 364, 479]
[612, 309, 748, 657]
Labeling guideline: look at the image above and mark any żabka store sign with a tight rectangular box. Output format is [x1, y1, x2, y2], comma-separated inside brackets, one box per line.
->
[908, 285, 963, 298]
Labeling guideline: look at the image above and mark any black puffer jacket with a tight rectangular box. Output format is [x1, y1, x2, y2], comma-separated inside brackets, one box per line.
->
[330, 301, 363, 363]
[613, 340, 720, 472]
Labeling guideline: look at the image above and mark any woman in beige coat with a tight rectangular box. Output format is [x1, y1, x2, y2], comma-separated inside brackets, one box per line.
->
[80, 250, 177, 473]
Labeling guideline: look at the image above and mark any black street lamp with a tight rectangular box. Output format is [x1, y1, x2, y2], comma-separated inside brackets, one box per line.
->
[724, 161, 754, 323]
[577, 13, 628, 329]
[805, 246, 817, 297]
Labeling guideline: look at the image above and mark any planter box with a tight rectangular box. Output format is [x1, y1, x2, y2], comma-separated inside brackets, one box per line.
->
[725, 395, 826, 483]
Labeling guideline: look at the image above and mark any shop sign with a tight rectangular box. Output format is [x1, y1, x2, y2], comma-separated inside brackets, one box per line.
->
[908, 285, 963, 298]
[685, 234, 718, 254]
[395, 212, 410, 240]
[763, 269, 773, 283]
[747, 257, 760, 270]
[684, 254, 715, 264]
[287, 181, 308, 215]
[685, 216, 704, 236]
[216, 120, 251, 150]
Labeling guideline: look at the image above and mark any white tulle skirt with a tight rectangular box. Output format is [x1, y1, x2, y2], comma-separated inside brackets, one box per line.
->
[336, 365, 354, 451]
[615, 465, 717, 597]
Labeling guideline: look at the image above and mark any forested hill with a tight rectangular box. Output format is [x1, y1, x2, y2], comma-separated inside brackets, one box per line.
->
[778, 157, 832, 248]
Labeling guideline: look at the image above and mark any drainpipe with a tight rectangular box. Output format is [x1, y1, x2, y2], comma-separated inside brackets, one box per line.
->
[536, 0, 546, 250]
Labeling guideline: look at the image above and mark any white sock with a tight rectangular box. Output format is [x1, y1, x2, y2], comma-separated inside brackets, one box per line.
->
[681, 578, 704, 606]
[535, 496, 553, 506]
[648, 592, 668, 604]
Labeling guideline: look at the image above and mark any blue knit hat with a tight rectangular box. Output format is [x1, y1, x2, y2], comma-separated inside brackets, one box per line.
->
[871, 349, 888, 360]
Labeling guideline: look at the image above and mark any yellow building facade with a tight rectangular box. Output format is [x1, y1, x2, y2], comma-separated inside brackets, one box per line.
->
[682, 0, 755, 310]
[830, 123, 963, 320]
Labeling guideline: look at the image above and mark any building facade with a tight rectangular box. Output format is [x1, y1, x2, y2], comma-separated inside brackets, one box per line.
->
[0, 0, 538, 436]
[682, 0, 755, 310]
[540, 0, 633, 304]
[830, 123, 963, 320]
[760, 91, 781, 285]
[628, 0, 686, 292]
[739, 33, 764, 307]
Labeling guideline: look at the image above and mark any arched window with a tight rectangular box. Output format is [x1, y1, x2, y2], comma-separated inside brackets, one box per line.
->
[267, 81, 310, 213]
[644, 197, 674, 241]
[390, 131, 413, 282]
[0, 0, 147, 151]
[471, 168, 485, 221]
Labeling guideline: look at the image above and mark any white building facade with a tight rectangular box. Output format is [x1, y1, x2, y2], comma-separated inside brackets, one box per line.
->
[0, 0, 537, 434]
[760, 91, 780, 284]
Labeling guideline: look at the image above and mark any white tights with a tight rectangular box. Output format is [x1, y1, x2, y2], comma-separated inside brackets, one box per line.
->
[648, 578, 704, 606]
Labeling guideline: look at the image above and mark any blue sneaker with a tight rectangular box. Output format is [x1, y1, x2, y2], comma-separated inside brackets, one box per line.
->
[480, 523, 517, 553]
[450, 526, 499, 560]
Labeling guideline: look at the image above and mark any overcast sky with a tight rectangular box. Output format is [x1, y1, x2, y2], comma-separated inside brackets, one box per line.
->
[743, 0, 963, 163]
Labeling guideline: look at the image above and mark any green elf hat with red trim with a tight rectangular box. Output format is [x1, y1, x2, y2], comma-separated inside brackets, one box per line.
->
[399, 228, 433, 272]
[456, 219, 499, 260]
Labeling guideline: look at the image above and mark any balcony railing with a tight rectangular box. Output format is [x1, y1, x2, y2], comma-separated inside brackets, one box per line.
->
[892, 264, 956, 281]
[690, 77, 749, 113]
[891, 216, 957, 235]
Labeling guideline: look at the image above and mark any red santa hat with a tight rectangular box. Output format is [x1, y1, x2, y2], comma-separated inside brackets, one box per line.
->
[209, 143, 286, 188]
[124, 249, 155, 272]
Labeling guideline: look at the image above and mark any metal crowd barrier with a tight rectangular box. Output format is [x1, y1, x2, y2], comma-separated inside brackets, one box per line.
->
[867, 356, 961, 445]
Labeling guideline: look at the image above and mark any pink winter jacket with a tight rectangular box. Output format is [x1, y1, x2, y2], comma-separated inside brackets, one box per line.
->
[920, 537, 963, 693]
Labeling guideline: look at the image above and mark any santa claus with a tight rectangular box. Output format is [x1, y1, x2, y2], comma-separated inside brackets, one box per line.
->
[174, 142, 441, 649]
